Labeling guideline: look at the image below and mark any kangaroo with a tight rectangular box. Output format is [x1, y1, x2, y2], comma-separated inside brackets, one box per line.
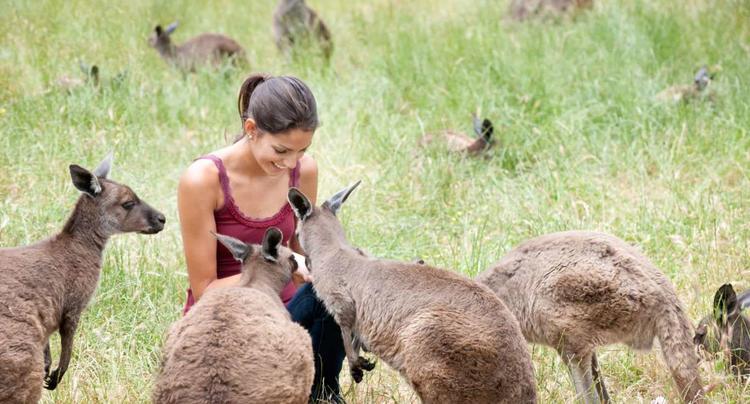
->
[273, 0, 333, 60]
[153, 228, 313, 404]
[419, 114, 495, 156]
[56, 62, 99, 92]
[476, 231, 704, 403]
[694, 284, 750, 377]
[656, 66, 716, 103]
[148, 22, 245, 71]
[288, 182, 537, 403]
[508, 0, 593, 21]
[0, 155, 165, 403]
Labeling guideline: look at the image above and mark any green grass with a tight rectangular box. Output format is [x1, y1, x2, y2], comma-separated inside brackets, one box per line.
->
[1, 0, 750, 402]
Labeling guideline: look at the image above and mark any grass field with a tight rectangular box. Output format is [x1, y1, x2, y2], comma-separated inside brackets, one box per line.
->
[1, 0, 750, 402]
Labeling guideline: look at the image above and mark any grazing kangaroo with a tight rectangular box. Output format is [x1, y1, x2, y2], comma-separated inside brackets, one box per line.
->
[149, 22, 245, 71]
[56, 62, 99, 92]
[656, 66, 716, 103]
[694, 284, 750, 377]
[476, 231, 704, 403]
[153, 228, 313, 404]
[288, 182, 537, 403]
[273, 0, 333, 60]
[420, 115, 495, 156]
[0, 155, 165, 403]
[508, 0, 593, 21]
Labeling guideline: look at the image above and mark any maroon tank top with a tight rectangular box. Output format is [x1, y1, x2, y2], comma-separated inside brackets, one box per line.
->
[183, 155, 300, 315]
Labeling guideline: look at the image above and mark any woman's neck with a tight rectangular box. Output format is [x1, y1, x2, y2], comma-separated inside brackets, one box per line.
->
[224, 137, 266, 178]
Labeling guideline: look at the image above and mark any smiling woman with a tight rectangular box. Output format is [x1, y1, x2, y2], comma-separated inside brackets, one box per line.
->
[176, 74, 346, 402]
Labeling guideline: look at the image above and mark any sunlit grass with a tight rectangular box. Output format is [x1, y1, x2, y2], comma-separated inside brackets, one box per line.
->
[1, 0, 750, 402]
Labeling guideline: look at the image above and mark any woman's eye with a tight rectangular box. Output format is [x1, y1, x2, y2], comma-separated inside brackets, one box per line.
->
[274, 148, 287, 154]
[122, 201, 136, 210]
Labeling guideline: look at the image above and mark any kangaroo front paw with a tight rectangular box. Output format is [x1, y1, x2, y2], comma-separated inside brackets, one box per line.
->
[355, 356, 376, 371]
[44, 369, 60, 390]
[350, 366, 364, 383]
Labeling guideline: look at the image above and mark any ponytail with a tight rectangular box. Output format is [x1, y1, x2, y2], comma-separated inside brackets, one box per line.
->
[237, 74, 271, 123]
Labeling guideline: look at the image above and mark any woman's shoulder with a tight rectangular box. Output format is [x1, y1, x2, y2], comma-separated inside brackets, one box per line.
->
[178, 157, 222, 196]
[296, 154, 318, 204]
[298, 154, 318, 178]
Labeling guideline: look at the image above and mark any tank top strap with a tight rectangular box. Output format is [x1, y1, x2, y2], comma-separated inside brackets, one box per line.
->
[289, 160, 301, 187]
[195, 155, 233, 201]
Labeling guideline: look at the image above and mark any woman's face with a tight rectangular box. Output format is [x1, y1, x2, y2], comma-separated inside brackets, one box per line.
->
[250, 127, 314, 176]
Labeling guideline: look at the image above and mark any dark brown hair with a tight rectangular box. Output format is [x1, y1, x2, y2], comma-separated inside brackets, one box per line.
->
[237, 74, 319, 135]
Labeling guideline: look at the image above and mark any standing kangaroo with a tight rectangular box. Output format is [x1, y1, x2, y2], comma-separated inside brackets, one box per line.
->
[0, 155, 165, 403]
[476, 231, 704, 403]
[288, 182, 537, 403]
[273, 0, 333, 60]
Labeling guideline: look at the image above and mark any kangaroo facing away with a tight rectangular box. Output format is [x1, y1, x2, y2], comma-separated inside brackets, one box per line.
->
[149, 22, 246, 71]
[476, 231, 704, 404]
[694, 284, 750, 377]
[153, 228, 313, 404]
[273, 0, 333, 60]
[288, 183, 537, 404]
[0, 155, 165, 403]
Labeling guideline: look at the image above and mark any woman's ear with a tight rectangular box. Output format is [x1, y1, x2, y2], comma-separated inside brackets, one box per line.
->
[244, 118, 257, 139]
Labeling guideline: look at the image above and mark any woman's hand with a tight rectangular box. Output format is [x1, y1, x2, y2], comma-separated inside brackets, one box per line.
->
[292, 252, 313, 285]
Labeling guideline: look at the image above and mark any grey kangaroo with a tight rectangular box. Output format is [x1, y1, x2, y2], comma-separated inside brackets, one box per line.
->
[288, 182, 537, 403]
[0, 155, 165, 403]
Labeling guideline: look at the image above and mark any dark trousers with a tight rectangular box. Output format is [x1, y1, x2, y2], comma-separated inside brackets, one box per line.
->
[287, 283, 346, 402]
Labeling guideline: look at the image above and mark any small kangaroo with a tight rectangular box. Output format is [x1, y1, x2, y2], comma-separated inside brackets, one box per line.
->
[476, 231, 704, 403]
[694, 284, 750, 377]
[273, 0, 333, 60]
[148, 22, 245, 71]
[56, 62, 99, 92]
[288, 182, 537, 403]
[0, 155, 165, 402]
[656, 66, 716, 103]
[419, 114, 495, 156]
[153, 228, 313, 404]
[508, 0, 593, 21]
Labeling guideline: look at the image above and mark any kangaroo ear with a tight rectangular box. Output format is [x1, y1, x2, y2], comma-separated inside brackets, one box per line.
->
[155, 25, 163, 35]
[323, 180, 361, 215]
[261, 227, 283, 262]
[165, 21, 178, 34]
[213, 232, 251, 263]
[70, 164, 101, 197]
[713, 283, 739, 326]
[288, 188, 312, 221]
[738, 289, 750, 311]
[92, 153, 113, 179]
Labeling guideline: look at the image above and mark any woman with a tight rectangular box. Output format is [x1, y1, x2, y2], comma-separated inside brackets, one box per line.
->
[177, 73, 345, 402]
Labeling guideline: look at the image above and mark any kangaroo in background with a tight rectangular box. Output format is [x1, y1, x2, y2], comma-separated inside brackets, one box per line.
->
[694, 284, 750, 377]
[0, 155, 165, 402]
[288, 182, 537, 403]
[476, 231, 704, 403]
[149, 22, 245, 71]
[273, 0, 332, 60]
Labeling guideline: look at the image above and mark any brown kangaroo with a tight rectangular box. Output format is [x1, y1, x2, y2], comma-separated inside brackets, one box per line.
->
[476, 231, 704, 403]
[0, 155, 165, 403]
[288, 182, 537, 403]
[153, 228, 313, 404]
[273, 0, 333, 60]
[148, 21, 245, 71]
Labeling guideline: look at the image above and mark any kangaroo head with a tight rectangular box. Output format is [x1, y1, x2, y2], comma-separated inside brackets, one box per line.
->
[213, 227, 298, 291]
[287, 181, 361, 254]
[149, 22, 178, 53]
[694, 314, 721, 357]
[693, 66, 712, 91]
[472, 115, 495, 144]
[69, 154, 165, 236]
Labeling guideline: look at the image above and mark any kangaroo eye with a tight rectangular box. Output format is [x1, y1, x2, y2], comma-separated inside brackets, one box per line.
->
[121, 201, 136, 210]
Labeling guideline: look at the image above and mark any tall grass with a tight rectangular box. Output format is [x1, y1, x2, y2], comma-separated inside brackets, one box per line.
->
[1, 0, 749, 402]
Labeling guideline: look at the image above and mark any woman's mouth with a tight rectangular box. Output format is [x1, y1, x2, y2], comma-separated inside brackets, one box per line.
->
[273, 162, 287, 170]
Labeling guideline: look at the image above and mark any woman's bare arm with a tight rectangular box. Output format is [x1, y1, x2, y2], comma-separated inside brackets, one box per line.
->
[178, 160, 241, 301]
